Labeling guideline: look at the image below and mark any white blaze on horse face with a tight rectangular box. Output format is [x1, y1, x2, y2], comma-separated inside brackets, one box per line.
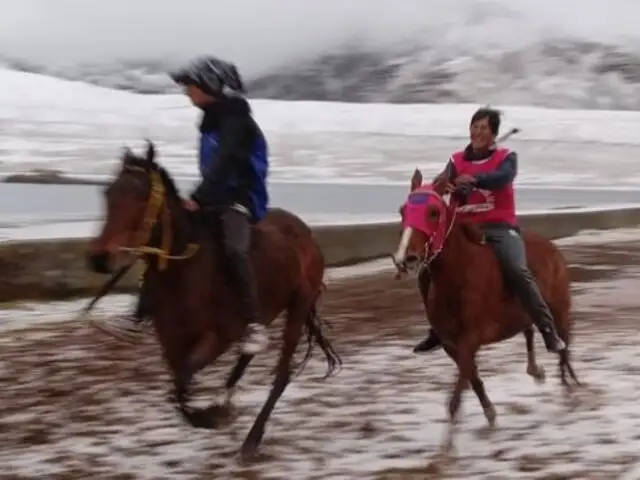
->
[393, 227, 414, 266]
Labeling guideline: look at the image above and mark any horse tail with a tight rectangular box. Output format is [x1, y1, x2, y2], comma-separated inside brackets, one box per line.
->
[293, 283, 342, 379]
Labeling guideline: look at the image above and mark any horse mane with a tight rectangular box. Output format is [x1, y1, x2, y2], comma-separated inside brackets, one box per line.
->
[428, 173, 483, 245]
[454, 220, 486, 245]
[121, 142, 182, 204]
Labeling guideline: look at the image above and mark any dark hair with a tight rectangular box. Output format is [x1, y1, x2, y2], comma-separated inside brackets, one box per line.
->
[470, 107, 501, 135]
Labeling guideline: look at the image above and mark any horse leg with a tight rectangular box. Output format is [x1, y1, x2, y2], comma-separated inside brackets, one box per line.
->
[239, 294, 307, 460]
[222, 354, 254, 406]
[558, 344, 581, 389]
[170, 332, 224, 429]
[442, 365, 467, 453]
[445, 342, 496, 427]
[467, 358, 497, 428]
[439, 343, 469, 453]
[524, 326, 546, 384]
[550, 310, 581, 389]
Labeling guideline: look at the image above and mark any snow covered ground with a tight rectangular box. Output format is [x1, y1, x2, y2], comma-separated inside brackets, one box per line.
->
[1, 229, 639, 479]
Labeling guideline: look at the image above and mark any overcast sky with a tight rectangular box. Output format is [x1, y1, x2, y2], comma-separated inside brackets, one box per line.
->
[1, 0, 639, 76]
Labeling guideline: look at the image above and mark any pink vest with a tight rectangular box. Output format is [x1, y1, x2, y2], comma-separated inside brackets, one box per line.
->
[451, 147, 517, 225]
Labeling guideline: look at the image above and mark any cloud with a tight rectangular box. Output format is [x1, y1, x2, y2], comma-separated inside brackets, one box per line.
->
[1, 0, 639, 76]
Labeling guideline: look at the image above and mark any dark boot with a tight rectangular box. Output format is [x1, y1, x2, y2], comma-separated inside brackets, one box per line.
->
[128, 268, 151, 326]
[537, 323, 566, 353]
[129, 295, 147, 325]
[413, 328, 442, 353]
[413, 271, 442, 353]
[509, 269, 566, 353]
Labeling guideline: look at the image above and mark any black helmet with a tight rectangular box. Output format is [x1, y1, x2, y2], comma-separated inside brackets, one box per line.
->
[169, 56, 246, 97]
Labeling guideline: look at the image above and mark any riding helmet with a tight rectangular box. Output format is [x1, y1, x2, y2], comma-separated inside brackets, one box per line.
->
[169, 56, 246, 97]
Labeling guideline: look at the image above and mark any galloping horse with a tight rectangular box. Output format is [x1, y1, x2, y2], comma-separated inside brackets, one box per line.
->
[392, 169, 579, 450]
[86, 141, 341, 459]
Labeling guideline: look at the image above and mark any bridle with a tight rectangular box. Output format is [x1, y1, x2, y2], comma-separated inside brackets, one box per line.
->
[414, 190, 458, 277]
[117, 165, 199, 270]
[395, 187, 458, 280]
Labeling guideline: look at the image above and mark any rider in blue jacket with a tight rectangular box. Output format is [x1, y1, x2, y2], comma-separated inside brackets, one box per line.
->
[173, 56, 269, 355]
[112, 56, 270, 355]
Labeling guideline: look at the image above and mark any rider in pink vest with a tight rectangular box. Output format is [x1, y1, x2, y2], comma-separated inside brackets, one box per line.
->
[450, 147, 517, 226]
[413, 107, 566, 354]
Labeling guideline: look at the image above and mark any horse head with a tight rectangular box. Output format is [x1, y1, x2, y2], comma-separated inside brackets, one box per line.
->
[392, 168, 459, 276]
[87, 140, 197, 274]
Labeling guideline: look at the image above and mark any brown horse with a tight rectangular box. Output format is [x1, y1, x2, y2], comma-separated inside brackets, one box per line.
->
[392, 169, 579, 451]
[86, 141, 341, 459]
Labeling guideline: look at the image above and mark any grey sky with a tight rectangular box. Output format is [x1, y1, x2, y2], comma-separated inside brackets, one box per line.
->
[1, 0, 639, 77]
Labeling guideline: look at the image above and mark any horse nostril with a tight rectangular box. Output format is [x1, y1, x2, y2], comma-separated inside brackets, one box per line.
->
[87, 251, 113, 274]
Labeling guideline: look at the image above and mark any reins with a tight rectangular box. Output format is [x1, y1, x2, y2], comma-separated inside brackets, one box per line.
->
[118, 165, 199, 270]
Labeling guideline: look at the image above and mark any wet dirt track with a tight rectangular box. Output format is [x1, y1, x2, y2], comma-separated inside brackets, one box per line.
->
[2, 237, 640, 479]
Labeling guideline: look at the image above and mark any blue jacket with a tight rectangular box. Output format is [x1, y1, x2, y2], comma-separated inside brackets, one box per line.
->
[191, 98, 269, 223]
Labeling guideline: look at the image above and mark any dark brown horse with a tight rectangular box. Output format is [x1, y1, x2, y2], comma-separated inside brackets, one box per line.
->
[86, 141, 341, 459]
[392, 169, 579, 451]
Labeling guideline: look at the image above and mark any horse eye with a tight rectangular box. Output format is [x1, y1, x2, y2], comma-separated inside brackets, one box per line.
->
[428, 208, 440, 219]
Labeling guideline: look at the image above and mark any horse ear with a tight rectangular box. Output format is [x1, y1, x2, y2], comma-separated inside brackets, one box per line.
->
[410, 168, 423, 191]
[145, 139, 155, 163]
[122, 146, 133, 161]
[432, 172, 454, 197]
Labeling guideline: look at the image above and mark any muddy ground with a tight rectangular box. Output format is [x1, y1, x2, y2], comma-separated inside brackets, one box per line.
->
[1, 239, 640, 479]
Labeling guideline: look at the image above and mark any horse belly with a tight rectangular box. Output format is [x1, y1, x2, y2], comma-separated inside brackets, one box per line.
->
[253, 239, 302, 314]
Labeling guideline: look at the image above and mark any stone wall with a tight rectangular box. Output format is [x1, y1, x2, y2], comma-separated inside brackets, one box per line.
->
[1, 207, 639, 303]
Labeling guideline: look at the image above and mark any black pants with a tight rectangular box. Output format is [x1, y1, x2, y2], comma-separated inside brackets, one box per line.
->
[219, 207, 262, 325]
[133, 206, 261, 325]
[482, 226, 556, 331]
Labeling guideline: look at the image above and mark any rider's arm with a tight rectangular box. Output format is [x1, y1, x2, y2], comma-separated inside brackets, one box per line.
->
[191, 114, 256, 209]
[473, 151, 517, 191]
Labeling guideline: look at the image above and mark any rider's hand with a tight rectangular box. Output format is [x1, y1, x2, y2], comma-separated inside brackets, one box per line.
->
[454, 174, 476, 186]
[183, 199, 200, 211]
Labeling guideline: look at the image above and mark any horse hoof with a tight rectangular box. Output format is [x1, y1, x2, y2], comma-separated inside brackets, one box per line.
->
[239, 442, 259, 464]
[184, 406, 220, 429]
[212, 404, 238, 428]
[440, 439, 455, 457]
[484, 406, 497, 427]
[527, 364, 546, 384]
[239, 426, 265, 463]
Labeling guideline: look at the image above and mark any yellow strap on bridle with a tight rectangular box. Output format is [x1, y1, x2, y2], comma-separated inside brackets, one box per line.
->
[118, 167, 199, 270]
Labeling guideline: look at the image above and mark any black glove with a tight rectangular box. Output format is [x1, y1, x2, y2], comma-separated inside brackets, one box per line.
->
[453, 183, 473, 204]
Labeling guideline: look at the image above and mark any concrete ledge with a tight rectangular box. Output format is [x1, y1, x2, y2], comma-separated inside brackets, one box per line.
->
[1, 207, 639, 303]
[2, 171, 107, 185]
